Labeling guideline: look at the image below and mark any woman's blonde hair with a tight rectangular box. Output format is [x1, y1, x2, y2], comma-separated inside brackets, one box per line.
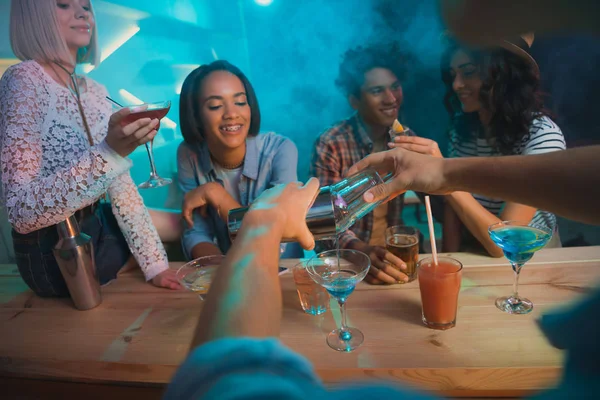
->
[10, 0, 100, 67]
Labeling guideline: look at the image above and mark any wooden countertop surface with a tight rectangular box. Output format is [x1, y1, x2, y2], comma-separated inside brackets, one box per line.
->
[1, 246, 600, 398]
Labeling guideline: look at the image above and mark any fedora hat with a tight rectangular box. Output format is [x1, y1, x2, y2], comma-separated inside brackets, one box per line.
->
[441, 31, 540, 76]
[499, 33, 539, 76]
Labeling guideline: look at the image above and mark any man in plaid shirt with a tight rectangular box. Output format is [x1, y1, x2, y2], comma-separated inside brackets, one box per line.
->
[310, 42, 413, 285]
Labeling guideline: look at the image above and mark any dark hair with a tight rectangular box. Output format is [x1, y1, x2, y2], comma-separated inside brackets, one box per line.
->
[335, 41, 413, 98]
[441, 40, 548, 155]
[179, 60, 261, 147]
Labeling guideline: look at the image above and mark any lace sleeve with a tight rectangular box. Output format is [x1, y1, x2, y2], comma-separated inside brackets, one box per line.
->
[107, 172, 169, 280]
[0, 64, 132, 234]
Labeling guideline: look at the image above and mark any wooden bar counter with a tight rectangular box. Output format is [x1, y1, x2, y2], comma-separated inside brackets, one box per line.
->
[1, 246, 600, 399]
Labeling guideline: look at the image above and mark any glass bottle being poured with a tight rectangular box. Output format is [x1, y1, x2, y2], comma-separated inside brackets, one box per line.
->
[228, 169, 387, 242]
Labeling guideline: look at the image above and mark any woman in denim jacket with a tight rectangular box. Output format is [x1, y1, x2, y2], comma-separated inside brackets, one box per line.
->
[177, 61, 299, 260]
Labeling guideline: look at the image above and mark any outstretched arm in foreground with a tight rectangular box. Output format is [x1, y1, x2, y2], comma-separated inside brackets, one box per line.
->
[348, 146, 600, 225]
[189, 179, 320, 350]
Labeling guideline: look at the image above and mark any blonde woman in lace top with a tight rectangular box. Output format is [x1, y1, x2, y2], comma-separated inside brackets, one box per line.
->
[0, 0, 181, 295]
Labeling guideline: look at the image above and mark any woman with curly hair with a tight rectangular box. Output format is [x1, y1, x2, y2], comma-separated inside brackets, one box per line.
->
[390, 34, 566, 256]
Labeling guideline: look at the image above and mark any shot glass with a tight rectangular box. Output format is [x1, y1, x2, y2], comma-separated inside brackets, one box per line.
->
[389, 124, 412, 142]
[292, 260, 329, 315]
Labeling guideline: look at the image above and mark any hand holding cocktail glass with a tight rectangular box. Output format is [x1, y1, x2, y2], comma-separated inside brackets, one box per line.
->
[385, 225, 419, 283]
[106, 98, 173, 189]
[105, 103, 159, 158]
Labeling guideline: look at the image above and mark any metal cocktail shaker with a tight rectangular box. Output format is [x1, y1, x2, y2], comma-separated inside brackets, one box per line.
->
[53, 215, 102, 310]
[228, 186, 337, 242]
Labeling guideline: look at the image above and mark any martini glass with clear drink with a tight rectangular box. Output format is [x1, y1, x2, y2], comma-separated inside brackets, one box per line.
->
[306, 249, 370, 352]
[176, 255, 223, 300]
[488, 221, 552, 314]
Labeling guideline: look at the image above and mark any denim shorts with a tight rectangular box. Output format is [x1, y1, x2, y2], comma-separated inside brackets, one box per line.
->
[12, 203, 130, 298]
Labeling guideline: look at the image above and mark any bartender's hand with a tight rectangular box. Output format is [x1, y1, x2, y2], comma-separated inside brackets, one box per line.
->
[105, 108, 159, 157]
[151, 268, 182, 290]
[348, 240, 407, 284]
[347, 148, 449, 204]
[246, 178, 320, 250]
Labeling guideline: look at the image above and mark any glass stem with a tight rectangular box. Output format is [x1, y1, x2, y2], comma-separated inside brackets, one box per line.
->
[338, 299, 352, 341]
[145, 140, 158, 176]
[511, 262, 524, 300]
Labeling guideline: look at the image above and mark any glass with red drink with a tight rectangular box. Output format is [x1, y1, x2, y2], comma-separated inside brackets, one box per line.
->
[417, 256, 463, 330]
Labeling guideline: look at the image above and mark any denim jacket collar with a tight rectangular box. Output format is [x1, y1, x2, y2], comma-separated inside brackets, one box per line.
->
[197, 136, 260, 181]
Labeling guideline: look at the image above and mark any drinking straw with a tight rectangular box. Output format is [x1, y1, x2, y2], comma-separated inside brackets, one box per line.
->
[424, 196, 439, 266]
[105, 96, 123, 107]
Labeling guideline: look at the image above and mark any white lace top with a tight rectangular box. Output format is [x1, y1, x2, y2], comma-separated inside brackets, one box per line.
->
[0, 60, 168, 280]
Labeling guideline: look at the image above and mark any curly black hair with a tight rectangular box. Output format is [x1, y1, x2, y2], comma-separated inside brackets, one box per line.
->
[335, 41, 414, 98]
[441, 40, 548, 155]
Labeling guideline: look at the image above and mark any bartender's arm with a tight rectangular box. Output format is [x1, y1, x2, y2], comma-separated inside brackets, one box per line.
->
[189, 179, 320, 348]
[348, 146, 600, 225]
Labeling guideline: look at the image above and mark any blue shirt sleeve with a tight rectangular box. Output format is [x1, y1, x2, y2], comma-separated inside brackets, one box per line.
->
[181, 212, 218, 260]
[177, 144, 218, 259]
[535, 287, 600, 398]
[164, 338, 440, 400]
[270, 137, 298, 185]
[163, 338, 323, 400]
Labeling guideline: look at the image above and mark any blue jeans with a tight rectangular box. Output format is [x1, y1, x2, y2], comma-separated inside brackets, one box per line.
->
[12, 203, 130, 298]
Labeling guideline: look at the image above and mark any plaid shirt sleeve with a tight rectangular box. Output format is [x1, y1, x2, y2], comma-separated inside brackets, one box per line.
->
[310, 135, 360, 250]
[310, 137, 340, 186]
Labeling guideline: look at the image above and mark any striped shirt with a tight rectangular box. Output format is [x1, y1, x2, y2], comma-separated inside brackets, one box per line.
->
[310, 113, 405, 249]
[449, 115, 566, 231]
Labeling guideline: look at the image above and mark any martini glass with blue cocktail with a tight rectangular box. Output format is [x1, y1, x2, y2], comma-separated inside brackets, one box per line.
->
[488, 221, 552, 314]
[306, 249, 370, 352]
